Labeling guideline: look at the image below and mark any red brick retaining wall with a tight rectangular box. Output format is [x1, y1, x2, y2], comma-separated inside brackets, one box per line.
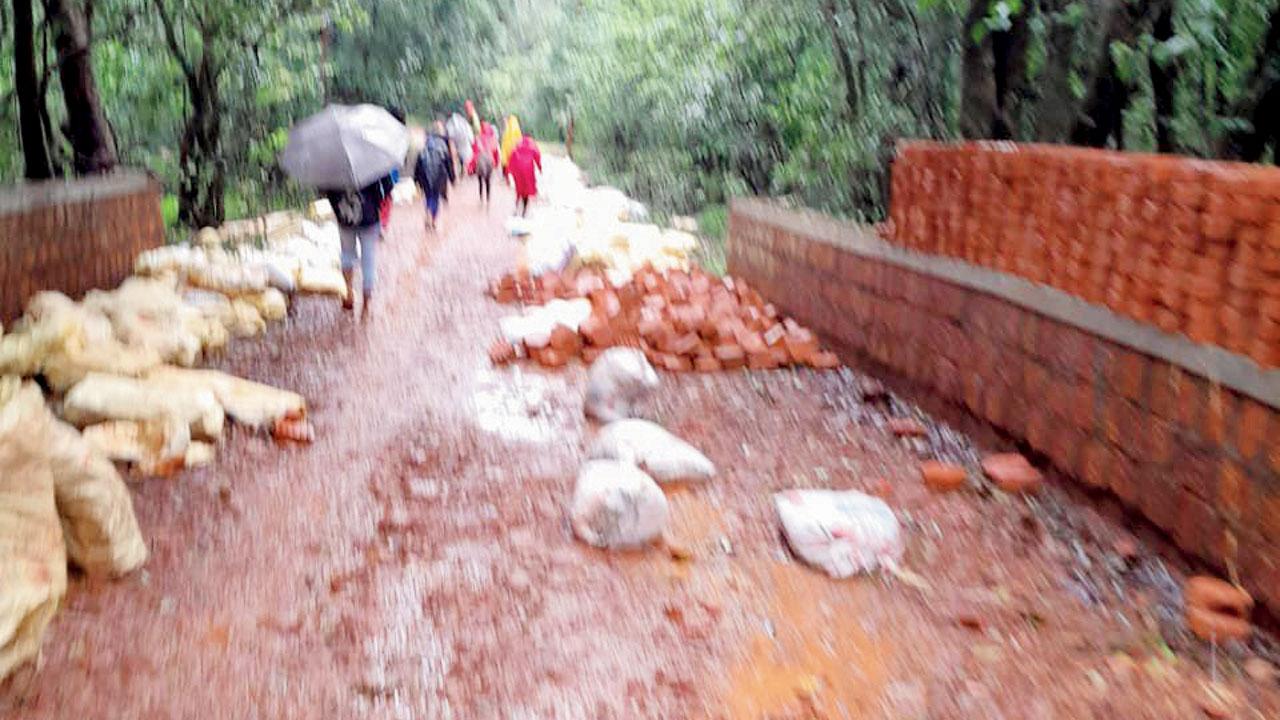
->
[728, 197, 1280, 613]
[0, 172, 163, 324]
[888, 142, 1280, 369]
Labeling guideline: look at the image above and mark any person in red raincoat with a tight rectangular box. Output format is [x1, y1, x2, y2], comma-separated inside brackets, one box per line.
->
[470, 122, 501, 204]
[505, 135, 542, 217]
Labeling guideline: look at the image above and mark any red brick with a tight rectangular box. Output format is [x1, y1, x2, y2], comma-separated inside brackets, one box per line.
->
[1078, 440, 1110, 489]
[1103, 349, 1148, 403]
[1233, 398, 1271, 461]
[1217, 459, 1251, 523]
[1200, 386, 1233, 449]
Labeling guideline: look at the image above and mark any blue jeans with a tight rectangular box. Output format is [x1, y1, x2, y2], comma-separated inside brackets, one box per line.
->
[425, 192, 441, 219]
[339, 223, 380, 294]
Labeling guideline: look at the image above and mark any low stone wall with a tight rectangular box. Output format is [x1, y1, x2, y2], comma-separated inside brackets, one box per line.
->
[728, 197, 1280, 613]
[0, 172, 164, 323]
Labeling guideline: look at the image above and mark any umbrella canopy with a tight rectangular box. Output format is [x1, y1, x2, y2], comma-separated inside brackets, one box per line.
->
[280, 104, 408, 190]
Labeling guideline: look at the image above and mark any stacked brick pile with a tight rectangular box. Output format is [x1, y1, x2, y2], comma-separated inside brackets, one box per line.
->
[487, 266, 840, 372]
[889, 142, 1280, 368]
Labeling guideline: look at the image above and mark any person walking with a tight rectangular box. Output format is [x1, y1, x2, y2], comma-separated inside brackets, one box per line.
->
[471, 121, 500, 204]
[446, 111, 474, 181]
[326, 173, 396, 317]
[414, 120, 455, 231]
[506, 134, 542, 217]
[500, 115, 522, 184]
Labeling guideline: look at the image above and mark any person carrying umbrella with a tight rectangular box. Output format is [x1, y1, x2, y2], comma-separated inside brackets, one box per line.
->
[281, 104, 409, 318]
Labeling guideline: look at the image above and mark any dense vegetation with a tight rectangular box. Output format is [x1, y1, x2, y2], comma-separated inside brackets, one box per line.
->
[3, 0, 1279, 228]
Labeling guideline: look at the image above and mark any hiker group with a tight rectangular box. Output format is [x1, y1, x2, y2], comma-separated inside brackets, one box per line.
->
[301, 100, 542, 318]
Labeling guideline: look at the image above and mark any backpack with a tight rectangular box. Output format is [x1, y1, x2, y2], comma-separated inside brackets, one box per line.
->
[419, 136, 450, 192]
[334, 190, 363, 226]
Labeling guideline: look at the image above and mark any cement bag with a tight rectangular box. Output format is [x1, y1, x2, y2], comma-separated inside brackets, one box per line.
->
[83, 278, 204, 367]
[0, 377, 68, 681]
[228, 300, 266, 338]
[588, 419, 715, 483]
[134, 245, 207, 279]
[146, 366, 305, 429]
[62, 372, 225, 441]
[40, 409, 148, 577]
[243, 288, 287, 322]
[583, 348, 659, 423]
[81, 418, 193, 475]
[570, 460, 669, 550]
[187, 262, 270, 295]
[774, 490, 904, 579]
[297, 266, 348, 298]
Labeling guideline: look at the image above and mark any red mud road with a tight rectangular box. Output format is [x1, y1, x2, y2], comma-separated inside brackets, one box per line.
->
[4, 181, 1280, 719]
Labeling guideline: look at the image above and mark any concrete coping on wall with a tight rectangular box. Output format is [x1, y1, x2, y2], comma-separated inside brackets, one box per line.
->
[0, 171, 157, 217]
[731, 197, 1280, 411]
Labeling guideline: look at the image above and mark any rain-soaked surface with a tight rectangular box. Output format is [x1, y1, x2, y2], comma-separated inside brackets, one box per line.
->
[4, 182, 1280, 719]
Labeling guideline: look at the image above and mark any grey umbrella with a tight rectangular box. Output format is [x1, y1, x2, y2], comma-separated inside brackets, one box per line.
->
[280, 104, 409, 190]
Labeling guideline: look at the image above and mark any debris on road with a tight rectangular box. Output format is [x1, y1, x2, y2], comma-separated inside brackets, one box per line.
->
[488, 265, 841, 373]
[981, 453, 1044, 493]
[1184, 576, 1253, 642]
[588, 419, 716, 484]
[583, 347, 659, 423]
[920, 460, 967, 493]
[570, 460, 670, 550]
[774, 489, 904, 578]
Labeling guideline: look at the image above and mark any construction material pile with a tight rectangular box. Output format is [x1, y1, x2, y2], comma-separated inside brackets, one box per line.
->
[488, 264, 840, 373]
[0, 204, 349, 681]
[134, 216, 350, 300]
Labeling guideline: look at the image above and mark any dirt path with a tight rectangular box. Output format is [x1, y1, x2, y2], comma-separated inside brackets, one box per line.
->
[4, 180, 1279, 719]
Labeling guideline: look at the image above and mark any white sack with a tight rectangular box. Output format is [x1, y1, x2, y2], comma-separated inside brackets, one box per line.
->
[583, 348, 659, 423]
[570, 460, 669, 550]
[588, 419, 715, 484]
[774, 489, 904, 579]
[62, 372, 225, 441]
[145, 366, 305, 429]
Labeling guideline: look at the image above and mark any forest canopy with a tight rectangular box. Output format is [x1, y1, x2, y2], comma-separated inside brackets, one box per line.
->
[3, 0, 1279, 228]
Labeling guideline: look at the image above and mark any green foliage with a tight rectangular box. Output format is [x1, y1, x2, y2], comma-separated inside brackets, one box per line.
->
[3, 0, 1280, 229]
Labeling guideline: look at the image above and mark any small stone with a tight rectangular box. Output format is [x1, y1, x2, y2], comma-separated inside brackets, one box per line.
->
[1112, 535, 1140, 561]
[1197, 682, 1237, 718]
[972, 644, 1003, 663]
[887, 417, 927, 437]
[981, 453, 1043, 493]
[1244, 657, 1277, 684]
[921, 461, 967, 493]
[508, 569, 532, 592]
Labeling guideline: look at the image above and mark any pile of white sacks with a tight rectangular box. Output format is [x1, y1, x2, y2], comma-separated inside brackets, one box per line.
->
[570, 348, 716, 549]
[0, 206, 361, 681]
[570, 349, 908, 579]
[506, 156, 701, 284]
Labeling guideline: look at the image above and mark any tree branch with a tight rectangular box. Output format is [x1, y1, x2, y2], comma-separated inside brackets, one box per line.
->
[151, 0, 194, 80]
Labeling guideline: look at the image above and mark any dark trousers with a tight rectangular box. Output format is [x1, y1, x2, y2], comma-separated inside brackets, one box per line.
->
[478, 171, 492, 202]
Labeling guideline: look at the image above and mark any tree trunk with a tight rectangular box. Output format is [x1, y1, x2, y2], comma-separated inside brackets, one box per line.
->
[1149, 0, 1177, 152]
[961, 0, 997, 139]
[1222, 4, 1280, 161]
[178, 59, 225, 228]
[565, 112, 575, 160]
[1070, 0, 1161, 148]
[15, 0, 54, 179]
[990, 10, 1032, 139]
[821, 0, 859, 116]
[44, 0, 118, 174]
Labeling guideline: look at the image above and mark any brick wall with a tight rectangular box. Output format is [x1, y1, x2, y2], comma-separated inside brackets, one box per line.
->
[0, 172, 163, 324]
[888, 142, 1280, 369]
[728, 197, 1280, 613]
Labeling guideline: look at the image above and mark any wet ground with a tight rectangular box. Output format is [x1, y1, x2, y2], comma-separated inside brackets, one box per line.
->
[4, 181, 1280, 719]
